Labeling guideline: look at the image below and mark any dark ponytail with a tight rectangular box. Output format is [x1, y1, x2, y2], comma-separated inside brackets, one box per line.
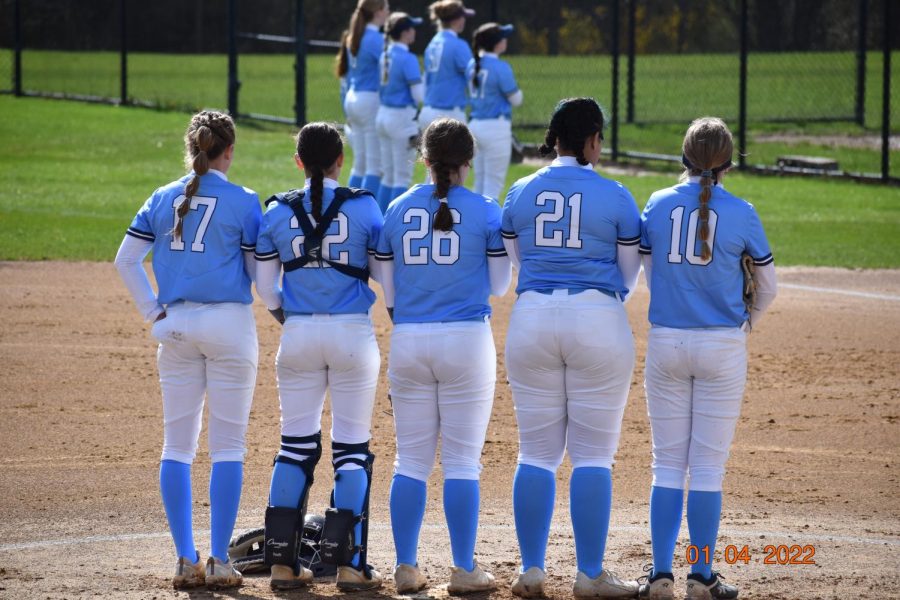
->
[538, 97, 604, 166]
[296, 122, 344, 221]
[420, 118, 474, 232]
[336, 0, 386, 78]
[471, 37, 482, 89]
[471, 23, 504, 90]
[174, 111, 235, 240]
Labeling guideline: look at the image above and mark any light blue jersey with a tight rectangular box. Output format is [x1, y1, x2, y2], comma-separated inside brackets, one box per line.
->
[424, 30, 473, 110]
[380, 43, 422, 108]
[127, 171, 261, 305]
[255, 181, 384, 315]
[501, 159, 641, 296]
[347, 25, 383, 92]
[640, 181, 773, 328]
[376, 184, 506, 323]
[466, 53, 518, 119]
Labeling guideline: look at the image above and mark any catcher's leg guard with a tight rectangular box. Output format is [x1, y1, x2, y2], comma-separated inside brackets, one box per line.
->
[321, 441, 375, 574]
[264, 432, 322, 568]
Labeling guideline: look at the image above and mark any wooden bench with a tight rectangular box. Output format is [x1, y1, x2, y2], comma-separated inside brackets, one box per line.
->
[776, 155, 840, 171]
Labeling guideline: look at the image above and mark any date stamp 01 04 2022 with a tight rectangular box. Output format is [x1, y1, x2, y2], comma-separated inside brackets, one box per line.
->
[685, 544, 817, 566]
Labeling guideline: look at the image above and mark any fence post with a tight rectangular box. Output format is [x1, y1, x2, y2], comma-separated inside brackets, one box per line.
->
[738, 0, 748, 169]
[227, 0, 239, 117]
[882, 0, 892, 181]
[626, 0, 635, 123]
[120, 0, 127, 105]
[611, 0, 620, 161]
[294, 0, 306, 127]
[856, 0, 868, 126]
[13, 0, 22, 96]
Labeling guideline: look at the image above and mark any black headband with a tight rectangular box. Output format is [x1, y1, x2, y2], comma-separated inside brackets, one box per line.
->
[682, 153, 732, 181]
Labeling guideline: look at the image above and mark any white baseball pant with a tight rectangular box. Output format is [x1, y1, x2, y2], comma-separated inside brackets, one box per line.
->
[344, 89, 382, 180]
[275, 314, 380, 459]
[389, 321, 496, 481]
[468, 118, 512, 201]
[376, 106, 419, 190]
[418, 106, 467, 184]
[506, 290, 635, 471]
[152, 302, 258, 464]
[644, 326, 747, 492]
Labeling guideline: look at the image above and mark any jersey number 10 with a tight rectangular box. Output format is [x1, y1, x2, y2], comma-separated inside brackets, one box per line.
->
[667, 206, 718, 265]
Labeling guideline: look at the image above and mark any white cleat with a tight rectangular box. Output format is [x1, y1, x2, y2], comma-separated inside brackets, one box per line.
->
[205, 556, 243, 590]
[270, 563, 314, 590]
[511, 566, 546, 598]
[573, 569, 640, 599]
[394, 563, 428, 595]
[448, 561, 497, 595]
[337, 565, 384, 591]
[172, 555, 205, 589]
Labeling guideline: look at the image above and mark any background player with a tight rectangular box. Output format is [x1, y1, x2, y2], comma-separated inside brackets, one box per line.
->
[466, 22, 522, 201]
[375, 12, 424, 212]
[637, 117, 777, 600]
[336, 0, 389, 192]
[419, 0, 475, 183]
[374, 118, 511, 595]
[114, 110, 261, 590]
[254, 122, 386, 592]
[501, 98, 641, 599]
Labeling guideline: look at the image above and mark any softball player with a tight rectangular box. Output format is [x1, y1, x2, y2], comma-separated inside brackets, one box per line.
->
[501, 98, 641, 599]
[637, 117, 777, 600]
[375, 12, 424, 212]
[254, 122, 386, 592]
[466, 22, 523, 201]
[374, 118, 511, 595]
[337, 0, 390, 191]
[419, 0, 475, 173]
[114, 111, 261, 590]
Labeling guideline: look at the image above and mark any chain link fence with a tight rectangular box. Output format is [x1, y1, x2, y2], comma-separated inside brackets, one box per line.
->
[1, 0, 896, 181]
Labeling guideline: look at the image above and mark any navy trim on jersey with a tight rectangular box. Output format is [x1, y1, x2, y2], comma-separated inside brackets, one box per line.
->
[374, 251, 394, 261]
[752, 253, 774, 266]
[500, 229, 518, 239]
[126, 227, 155, 242]
[240, 243, 256, 252]
[255, 250, 281, 261]
[617, 235, 641, 246]
[487, 247, 508, 257]
[639, 245, 652, 255]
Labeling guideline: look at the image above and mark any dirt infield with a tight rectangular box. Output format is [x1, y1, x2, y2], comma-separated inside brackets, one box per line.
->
[0, 262, 898, 600]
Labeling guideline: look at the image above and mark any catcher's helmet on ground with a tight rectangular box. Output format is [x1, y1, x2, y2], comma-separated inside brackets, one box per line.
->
[228, 514, 337, 577]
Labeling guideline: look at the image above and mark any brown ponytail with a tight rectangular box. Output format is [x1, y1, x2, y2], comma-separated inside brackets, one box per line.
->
[420, 118, 474, 232]
[681, 117, 734, 261]
[296, 122, 344, 222]
[382, 24, 391, 85]
[336, 0, 386, 78]
[174, 111, 235, 240]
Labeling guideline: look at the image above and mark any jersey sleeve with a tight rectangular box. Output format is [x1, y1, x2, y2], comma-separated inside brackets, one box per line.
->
[616, 186, 641, 247]
[404, 53, 422, 85]
[241, 194, 262, 252]
[500, 185, 518, 240]
[374, 206, 395, 262]
[498, 61, 519, 95]
[254, 209, 280, 261]
[485, 200, 507, 257]
[744, 204, 773, 265]
[362, 195, 385, 255]
[364, 32, 382, 63]
[455, 40, 473, 74]
[126, 191, 157, 242]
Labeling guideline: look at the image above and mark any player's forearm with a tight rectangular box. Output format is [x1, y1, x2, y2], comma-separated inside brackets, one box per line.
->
[508, 90, 523, 107]
[640, 252, 653, 294]
[488, 255, 512, 296]
[114, 235, 163, 322]
[617, 243, 641, 303]
[367, 254, 382, 283]
[502, 237, 521, 270]
[410, 83, 425, 106]
[749, 261, 777, 327]
[243, 251, 257, 284]
[254, 258, 283, 310]
[378, 259, 396, 308]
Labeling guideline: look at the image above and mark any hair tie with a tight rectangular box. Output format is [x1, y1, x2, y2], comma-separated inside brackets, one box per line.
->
[439, 197, 448, 204]
[700, 169, 713, 178]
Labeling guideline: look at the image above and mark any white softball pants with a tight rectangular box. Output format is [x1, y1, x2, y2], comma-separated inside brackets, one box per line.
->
[468, 118, 512, 201]
[645, 326, 747, 492]
[344, 90, 382, 179]
[376, 106, 419, 189]
[418, 106, 467, 184]
[389, 321, 496, 481]
[152, 302, 258, 464]
[276, 314, 380, 452]
[506, 290, 634, 472]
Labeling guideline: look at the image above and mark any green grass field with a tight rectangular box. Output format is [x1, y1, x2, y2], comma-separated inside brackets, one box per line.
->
[1, 96, 898, 267]
[2, 49, 898, 176]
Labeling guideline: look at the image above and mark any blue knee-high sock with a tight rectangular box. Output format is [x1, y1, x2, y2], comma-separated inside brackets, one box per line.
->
[513, 464, 555, 571]
[390, 474, 427, 566]
[160, 460, 196, 561]
[269, 461, 307, 508]
[209, 461, 243, 562]
[570, 467, 612, 578]
[650, 486, 684, 575]
[361, 174, 381, 196]
[444, 479, 479, 571]
[376, 184, 393, 213]
[349, 174, 364, 188]
[334, 467, 369, 569]
[687, 490, 722, 578]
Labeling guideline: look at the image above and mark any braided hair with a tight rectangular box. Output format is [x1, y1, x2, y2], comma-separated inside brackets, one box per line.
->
[174, 110, 235, 240]
[681, 117, 734, 261]
[296, 123, 344, 222]
[471, 23, 504, 90]
[420, 118, 474, 231]
[538, 97, 605, 166]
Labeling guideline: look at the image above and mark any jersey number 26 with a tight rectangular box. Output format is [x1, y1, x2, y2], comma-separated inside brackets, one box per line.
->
[402, 207, 461, 265]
